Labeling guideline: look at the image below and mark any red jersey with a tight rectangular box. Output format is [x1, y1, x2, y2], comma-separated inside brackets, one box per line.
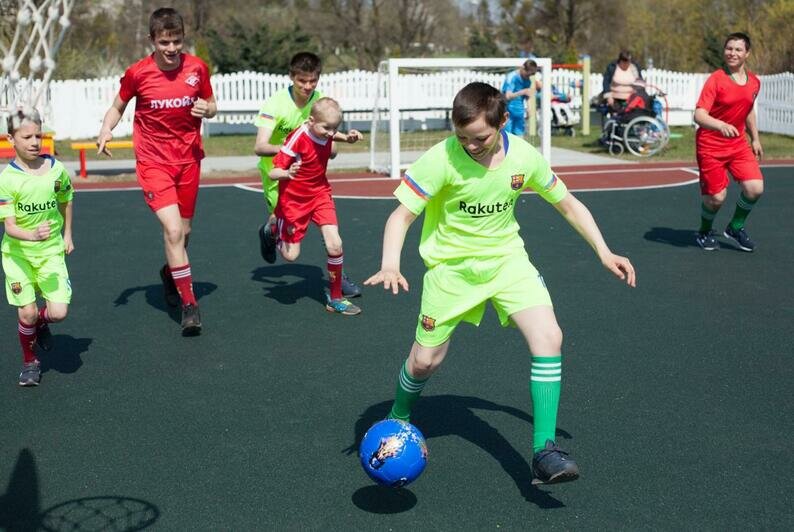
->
[119, 53, 213, 164]
[695, 69, 760, 152]
[273, 124, 334, 200]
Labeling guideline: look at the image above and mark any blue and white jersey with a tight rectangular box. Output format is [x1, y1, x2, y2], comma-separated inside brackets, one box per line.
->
[501, 70, 532, 114]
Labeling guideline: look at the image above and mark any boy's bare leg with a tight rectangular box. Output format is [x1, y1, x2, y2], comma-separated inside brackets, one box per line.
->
[512, 306, 578, 484]
[388, 340, 450, 420]
[156, 205, 200, 334]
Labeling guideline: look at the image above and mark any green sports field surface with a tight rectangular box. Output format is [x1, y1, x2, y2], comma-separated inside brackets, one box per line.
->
[1, 168, 792, 530]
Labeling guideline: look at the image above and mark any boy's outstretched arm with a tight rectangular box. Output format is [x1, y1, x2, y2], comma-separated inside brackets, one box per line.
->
[364, 203, 417, 294]
[97, 94, 128, 157]
[552, 192, 636, 287]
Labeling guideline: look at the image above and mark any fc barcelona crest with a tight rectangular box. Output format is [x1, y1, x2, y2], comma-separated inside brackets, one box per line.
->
[10, 282, 22, 295]
[510, 174, 525, 190]
[421, 314, 436, 332]
[54, 180, 61, 192]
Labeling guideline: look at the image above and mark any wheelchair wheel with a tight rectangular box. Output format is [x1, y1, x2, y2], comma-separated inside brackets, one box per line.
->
[623, 115, 669, 157]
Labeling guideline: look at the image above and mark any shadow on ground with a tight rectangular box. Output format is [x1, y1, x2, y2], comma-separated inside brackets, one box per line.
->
[346, 395, 573, 511]
[251, 264, 326, 305]
[0, 449, 160, 532]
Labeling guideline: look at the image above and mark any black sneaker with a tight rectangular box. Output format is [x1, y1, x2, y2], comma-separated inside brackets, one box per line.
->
[258, 223, 277, 264]
[18, 361, 41, 387]
[341, 273, 362, 298]
[181, 304, 202, 336]
[36, 323, 53, 351]
[695, 230, 719, 251]
[724, 225, 755, 252]
[160, 265, 180, 307]
[531, 440, 580, 485]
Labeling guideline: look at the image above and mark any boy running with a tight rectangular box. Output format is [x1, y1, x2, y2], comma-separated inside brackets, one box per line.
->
[0, 108, 74, 386]
[269, 97, 363, 315]
[254, 52, 361, 298]
[365, 82, 636, 484]
[97, 8, 216, 335]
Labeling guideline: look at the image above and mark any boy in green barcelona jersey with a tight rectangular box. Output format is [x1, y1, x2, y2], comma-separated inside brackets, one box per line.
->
[254, 51, 361, 298]
[364, 82, 636, 485]
[0, 108, 74, 387]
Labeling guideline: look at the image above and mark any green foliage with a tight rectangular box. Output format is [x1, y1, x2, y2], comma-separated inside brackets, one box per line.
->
[206, 20, 312, 74]
[701, 32, 725, 70]
[468, 29, 502, 58]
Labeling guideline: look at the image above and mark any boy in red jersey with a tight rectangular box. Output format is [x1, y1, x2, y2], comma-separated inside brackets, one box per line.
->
[269, 97, 363, 315]
[96, 8, 216, 334]
[694, 32, 763, 252]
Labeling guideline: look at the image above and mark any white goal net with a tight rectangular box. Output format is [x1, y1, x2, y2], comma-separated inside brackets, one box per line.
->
[0, 0, 73, 127]
[369, 57, 553, 178]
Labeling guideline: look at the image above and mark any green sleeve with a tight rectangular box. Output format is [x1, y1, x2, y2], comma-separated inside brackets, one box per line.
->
[56, 166, 73, 203]
[393, 141, 451, 215]
[522, 149, 568, 204]
[0, 178, 15, 220]
[253, 97, 280, 129]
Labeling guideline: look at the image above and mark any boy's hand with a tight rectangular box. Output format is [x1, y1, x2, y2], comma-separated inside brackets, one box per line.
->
[287, 161, 301, 178]
[191, 98, 210, 118]
[364, 269, 409, 294]
[96, 130, 113, 157]
[601, 253, 636, 287]
[63, 235, 74, 255]
[34, 221, 52, 241]
[345, 130, 363, 144]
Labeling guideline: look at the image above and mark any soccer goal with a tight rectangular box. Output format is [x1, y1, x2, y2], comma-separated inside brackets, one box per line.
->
[369, 57, 553, 178]
[0, 0, 74, 127]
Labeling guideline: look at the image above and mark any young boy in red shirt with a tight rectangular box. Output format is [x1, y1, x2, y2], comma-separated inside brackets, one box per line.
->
[97, 8, 216, 334]
[269, 97, 363, 315]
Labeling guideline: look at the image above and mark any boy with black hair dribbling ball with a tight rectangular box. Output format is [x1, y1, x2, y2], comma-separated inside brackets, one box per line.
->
[365, 82, 636, 485]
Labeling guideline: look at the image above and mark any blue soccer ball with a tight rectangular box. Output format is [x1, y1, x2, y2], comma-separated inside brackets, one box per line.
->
[359, 419, 428, 487]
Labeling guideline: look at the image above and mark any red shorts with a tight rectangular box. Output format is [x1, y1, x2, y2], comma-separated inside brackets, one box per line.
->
[136, 161, 201, 218]
[274, 191, 338, 244]
[696, 143, 762, 196]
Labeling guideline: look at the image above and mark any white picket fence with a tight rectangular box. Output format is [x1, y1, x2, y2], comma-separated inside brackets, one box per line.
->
[45, 68, 794, 139]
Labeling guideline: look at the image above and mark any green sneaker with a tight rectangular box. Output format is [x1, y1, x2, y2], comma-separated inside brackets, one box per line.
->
[325, 296, 361, 316]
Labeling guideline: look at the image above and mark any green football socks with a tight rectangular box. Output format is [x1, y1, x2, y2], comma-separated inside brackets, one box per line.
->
[700, 202, 718, 233]
[388, 360, 428, 422]
[531, 355, 562, 453]
[729, 193, 758, 230]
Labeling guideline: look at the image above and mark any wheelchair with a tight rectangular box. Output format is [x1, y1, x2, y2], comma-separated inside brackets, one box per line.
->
[597, 87, 669, 157]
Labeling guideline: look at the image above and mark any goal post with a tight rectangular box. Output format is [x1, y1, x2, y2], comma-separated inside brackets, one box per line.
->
[369, 57, 553, 178]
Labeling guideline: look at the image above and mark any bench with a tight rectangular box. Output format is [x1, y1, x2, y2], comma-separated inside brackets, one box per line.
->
[70, 140, 134, 178]
[0, 133, 55, 158]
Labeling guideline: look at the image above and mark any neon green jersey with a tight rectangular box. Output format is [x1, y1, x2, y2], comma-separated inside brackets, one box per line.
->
[394, 132, 567, 267]
[0, 156, 73, 258]
[254, 87, 322, 174]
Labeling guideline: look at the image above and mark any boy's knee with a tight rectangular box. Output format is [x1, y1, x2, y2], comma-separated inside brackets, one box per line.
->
[162, 225, 184, 245]
[47, 307, 68, 322]
[19, 307, 38, 325]
[531, 326, 563, 355]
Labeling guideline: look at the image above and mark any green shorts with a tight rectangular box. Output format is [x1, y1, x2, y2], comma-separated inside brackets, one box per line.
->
[415, 252, 552, 347]
[258, 160, 280, 214]
[3, 252, 72, 307]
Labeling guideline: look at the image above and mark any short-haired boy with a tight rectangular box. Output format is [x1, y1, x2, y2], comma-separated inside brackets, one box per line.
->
[254, 52, 361, 298]
[365, 82, 636, 484]
[97, 8, 216, 335]
[269, 98, 363, 315]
